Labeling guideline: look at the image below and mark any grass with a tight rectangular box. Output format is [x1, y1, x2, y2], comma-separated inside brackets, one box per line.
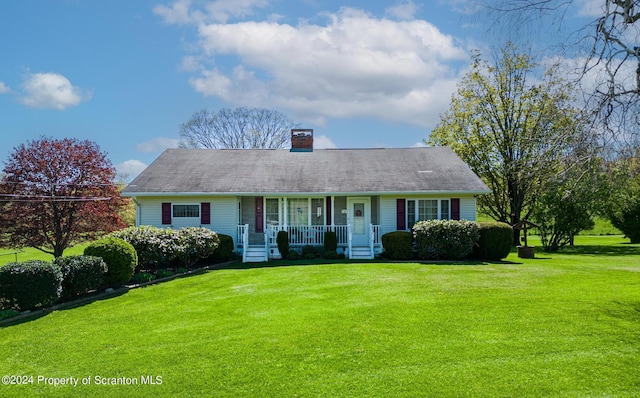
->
[0, 244, 88, 266]
[0, 236, 638, 397]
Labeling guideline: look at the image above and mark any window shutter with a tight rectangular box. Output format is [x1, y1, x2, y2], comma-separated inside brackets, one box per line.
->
[201, 202, 211, 225]
[326, 196, 332, 225]
[451, 198, 460, 220]
[161, 202, 172, 225]
[255, 196, 264, 233]
[396, 199, 406, 230]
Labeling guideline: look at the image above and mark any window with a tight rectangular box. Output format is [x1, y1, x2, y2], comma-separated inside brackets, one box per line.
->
[266, 198, 280, 226]
[287, 198, 325, 226]
[288, 198, 308, 226]
[173, 204, 199, 218]
[311, 198, 325, 226]
[406, 199, 450, 228]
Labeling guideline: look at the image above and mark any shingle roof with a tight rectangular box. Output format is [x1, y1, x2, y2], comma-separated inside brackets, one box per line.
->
[122, 147, 489, 196]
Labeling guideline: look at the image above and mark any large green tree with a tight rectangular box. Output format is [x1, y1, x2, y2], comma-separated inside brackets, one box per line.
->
[428, 43, 592, 243]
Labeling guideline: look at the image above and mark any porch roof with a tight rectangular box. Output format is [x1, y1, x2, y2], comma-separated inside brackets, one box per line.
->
[122, 147, 489, 196]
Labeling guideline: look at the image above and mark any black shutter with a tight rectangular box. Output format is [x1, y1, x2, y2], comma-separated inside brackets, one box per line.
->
[162, 202, 172, 225]
[396, 199, 406, 230]
[255, 197, 264, 233]
[451, 198, 460, 220]
[201, 202, 211, 225]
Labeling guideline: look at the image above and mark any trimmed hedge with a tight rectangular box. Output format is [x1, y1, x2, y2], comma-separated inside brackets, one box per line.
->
[474, 222, 513, 260]
[84, 237, 137, 287]
[0, 260, 63, 311]
[110, 226, 178, 270]
[381, 231, 413, 260]
[277, 231, 290, 258]
[54, 256, 108, 300]
[110, 226, 220, 269]
[324, 231, 338, 252]
[209, 234, 235, 263]
[413, 220, 479, 260]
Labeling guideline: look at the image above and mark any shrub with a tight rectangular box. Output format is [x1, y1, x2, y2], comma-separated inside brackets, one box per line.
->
[381, 231, 413, 260]
[84, 237, 137, 288]
[301, 245, 318, 259]
[156, 269, 175, 279]
[324, 231, 338, 252]
[209, 234, 235, 263]
[174, 227, 220, 268]
[110, 226, 178, 270]
[129, 272, 155, 284]
[277, 231, 290, 258]
[0, 260, 63, 311]
[54, 256, 108, 300]
[0, 309, 20, 321]
[322, 250, 339, 259]
[474, 222, 513, 260]
[111, 226, 220, 269]
[608, 196, 640, 243]
[413, 220, 479, 260]
[286, 249, 300, 260]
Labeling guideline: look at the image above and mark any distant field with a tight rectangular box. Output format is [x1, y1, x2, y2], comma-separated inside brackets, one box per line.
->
[476, 215, 622, 236]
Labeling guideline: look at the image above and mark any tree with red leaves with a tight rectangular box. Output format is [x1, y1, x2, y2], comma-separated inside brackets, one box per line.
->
[0, 137, 127, 257]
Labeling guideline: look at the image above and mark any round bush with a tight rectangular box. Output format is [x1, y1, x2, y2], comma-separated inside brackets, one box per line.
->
[474, 222, 514, 260]
[413, 220, 479, 260]
[84, 237, 137, 287]
[209, 234, 235, 263]
[381, 231, 413, 260]
[0, 260, 63, 311]
[54, 256, 108, 300]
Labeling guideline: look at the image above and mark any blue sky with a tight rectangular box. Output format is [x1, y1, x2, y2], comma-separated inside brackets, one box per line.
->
[0, 0, 597, 181]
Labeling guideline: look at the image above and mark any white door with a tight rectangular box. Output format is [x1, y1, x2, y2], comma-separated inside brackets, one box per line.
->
[347, 197, 371, 246]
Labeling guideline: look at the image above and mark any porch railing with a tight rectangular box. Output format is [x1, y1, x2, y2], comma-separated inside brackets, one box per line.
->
[266, 225, 350, 247]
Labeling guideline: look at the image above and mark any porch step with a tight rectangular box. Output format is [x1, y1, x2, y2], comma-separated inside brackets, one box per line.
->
[350, 246, 374, 260]
[244, 245, 267, 263]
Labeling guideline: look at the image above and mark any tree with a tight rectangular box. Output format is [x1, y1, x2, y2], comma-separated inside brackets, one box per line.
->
[0, 137, 127, 257]
[483, 0, 640, 146]
[428, 43, 593, 244]
[532, 159, 608, 251]
[606, 152, 640, 243]
[179, 107, 300, 149]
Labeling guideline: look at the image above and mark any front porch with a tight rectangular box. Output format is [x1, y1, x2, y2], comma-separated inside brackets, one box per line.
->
[237, 224, 382, 262]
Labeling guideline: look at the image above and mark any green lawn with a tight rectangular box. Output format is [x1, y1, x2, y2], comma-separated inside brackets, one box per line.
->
[0, 236, 638, 397]
[0, 244, 88, 266]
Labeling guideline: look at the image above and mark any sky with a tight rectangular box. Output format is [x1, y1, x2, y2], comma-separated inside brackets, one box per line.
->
[0, 0, 598, 181]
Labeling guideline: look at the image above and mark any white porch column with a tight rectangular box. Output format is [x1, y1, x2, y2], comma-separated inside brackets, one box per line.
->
[283, 196, 288, 228]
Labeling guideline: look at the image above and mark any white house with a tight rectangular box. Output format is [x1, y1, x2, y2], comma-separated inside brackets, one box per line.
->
[122, 130, 489, 262]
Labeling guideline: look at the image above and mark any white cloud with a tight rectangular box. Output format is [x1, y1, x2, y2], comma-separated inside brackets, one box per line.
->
[0, 82, 9, 94]
[185, 7, 468, 128]
[154, 0, 269, 24]
[385, 1, 419, 20]
[314, 134, 337, 149]
[19, 72, 90, 110]
[413, 141, 427, 147]
[116, 160, 148, 181]
[136, 137, 180, 153]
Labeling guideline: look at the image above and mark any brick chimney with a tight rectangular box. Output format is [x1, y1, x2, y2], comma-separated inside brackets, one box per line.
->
[290, 129, 313, 152]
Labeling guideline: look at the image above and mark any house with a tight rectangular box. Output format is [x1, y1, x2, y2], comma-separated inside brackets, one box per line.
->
[122, 130, 489, 262]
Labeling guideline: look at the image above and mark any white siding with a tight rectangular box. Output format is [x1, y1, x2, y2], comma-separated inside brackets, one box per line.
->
[380, 196, 399, 236]
[135, 196, 239, 245]
[460, 197, 477, 221]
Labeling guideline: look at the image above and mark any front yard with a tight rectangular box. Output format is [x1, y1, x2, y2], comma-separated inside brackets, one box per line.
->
[0, 236, 638, 397]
